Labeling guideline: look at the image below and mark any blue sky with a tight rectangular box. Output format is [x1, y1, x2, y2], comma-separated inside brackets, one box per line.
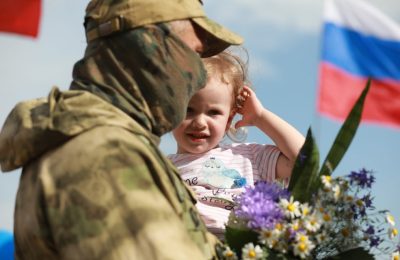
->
[1, 0, 399, 251]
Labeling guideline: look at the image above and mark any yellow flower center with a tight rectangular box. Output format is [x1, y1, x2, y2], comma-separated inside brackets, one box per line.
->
[356, 199, 364, 207]
[394, 255, 399, 260]
[263, 230, 272, 238]
[388, 215, 395, 223]
[287, 203, 296, 212]
[346, 195, 353, 201]
[302, 208, 309, 216]
[275, 223, 283, 230]
[225, 251, 234, 257]
[293, 223, 300, 230]
[248, 250, 256, 258]
[323, 213, 331, 222]
[341, 228, 350, 237]
[325, 176, 331, 182]
[392, 228, 398, 236]
[299, 235, 307, 242]
[298, 243, 307, 252]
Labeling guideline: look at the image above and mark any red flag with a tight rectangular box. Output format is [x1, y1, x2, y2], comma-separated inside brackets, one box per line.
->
[318, 65, 400, 128]
[0, 0, 41, 37]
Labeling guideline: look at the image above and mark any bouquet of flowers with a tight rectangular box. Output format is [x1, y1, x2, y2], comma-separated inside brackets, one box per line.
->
[219, 80, 400, 259]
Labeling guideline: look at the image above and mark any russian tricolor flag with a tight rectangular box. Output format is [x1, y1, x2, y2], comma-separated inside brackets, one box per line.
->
[317, 0, 400, 128]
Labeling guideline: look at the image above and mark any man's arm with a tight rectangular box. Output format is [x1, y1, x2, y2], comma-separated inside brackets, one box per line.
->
[43, 127, 213, 259]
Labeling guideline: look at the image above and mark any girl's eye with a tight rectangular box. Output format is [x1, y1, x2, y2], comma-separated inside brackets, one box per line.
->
[209, 109, 222, 116]
[187, 107, 194, 114]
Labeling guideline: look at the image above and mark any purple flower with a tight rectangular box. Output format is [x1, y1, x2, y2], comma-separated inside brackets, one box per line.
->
[369, 236, 381, 248]
[348, 168, 375, 188]
[234, 181, 289, 229]
[359, 207, 367, 217]
[361, 194, 373, 208]
[364, 225, 375, 235]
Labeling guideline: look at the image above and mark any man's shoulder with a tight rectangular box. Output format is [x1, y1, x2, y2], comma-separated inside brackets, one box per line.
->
[41, 126, 152, 176]
[56, 126, 132, 154]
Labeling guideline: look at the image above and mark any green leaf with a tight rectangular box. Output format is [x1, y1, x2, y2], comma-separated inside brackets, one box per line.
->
[225, 226, 259, 256]
[324, 247, 374, 259]
[288, 128, 320, 203]
[319, 79, 371, 177]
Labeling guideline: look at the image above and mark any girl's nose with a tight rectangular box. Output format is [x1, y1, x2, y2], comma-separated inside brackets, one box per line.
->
[191, 115, 207, 129]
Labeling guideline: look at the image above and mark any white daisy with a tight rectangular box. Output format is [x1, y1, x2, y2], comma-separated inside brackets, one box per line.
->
[242, 243, 264, 260]
[392, 251, 399, 260]
[304, 214, 322, 233]
[289, 219, 302, 232]
[389, 227, 398, 239]
[300, 203, 311, 217]
[387, 213, 396, 226]
[321, 175, 333, 189]
[293, 234, 315, 259]
[316, 230, 328, 243]
[321, 212, 332, 226]
[222, 246, 237, 260]
[259, 229, 279, 248]
[295, 232, 310, 243]
[332, 184, 341, 201]
[279, 196, 301, 219]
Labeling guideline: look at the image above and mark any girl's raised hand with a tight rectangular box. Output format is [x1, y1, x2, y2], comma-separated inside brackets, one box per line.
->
[234, 86, 265, 129]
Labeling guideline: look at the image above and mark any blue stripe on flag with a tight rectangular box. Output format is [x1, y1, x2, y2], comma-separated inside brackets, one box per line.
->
[321, 22, 400, 81]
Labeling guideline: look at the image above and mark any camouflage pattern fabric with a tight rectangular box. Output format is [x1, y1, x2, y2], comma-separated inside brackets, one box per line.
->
[0, 23, 221, 259]
[71, 23, 207, 137]
[83, 0, 243, 57]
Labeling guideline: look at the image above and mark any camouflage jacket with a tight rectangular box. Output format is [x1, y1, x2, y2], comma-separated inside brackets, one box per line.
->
[0, 88, 220, 259]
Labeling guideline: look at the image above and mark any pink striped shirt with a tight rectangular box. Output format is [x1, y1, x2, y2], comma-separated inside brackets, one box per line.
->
[168, 143, 280, 240]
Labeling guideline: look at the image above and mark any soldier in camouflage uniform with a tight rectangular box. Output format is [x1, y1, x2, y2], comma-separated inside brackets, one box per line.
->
[0, 0, 243, 259]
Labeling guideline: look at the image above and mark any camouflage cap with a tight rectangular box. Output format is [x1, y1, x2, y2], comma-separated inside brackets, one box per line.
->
[84, 0, 243, 57]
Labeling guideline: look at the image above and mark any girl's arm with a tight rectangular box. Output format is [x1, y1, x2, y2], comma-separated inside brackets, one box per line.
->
[234, 86, 305, 179]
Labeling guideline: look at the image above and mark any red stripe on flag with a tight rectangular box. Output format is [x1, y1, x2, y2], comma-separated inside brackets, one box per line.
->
[0, 0, 41, 37]
[317, 62, 400, 128]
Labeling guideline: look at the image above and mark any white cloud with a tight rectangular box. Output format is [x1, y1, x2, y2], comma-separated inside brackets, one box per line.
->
[248, 55, 278, 80]
[205, 0, 323, 34]
[204, 0, 400, 80]
[368, 0, 400, 22]
[204, 0, 400, 34]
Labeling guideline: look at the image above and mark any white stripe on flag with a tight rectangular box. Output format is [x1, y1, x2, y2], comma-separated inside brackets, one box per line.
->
[324, 0, 400, 40]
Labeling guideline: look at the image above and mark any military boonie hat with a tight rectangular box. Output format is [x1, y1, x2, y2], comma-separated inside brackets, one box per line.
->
[84, 0, 243, 57]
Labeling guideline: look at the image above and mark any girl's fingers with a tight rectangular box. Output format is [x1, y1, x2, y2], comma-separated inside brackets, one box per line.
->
[235, 87, 251, 110]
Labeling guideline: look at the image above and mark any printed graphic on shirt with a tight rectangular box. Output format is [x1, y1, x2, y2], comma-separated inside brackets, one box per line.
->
[199, 157, 246, 189]
[198, 188, 239, 210]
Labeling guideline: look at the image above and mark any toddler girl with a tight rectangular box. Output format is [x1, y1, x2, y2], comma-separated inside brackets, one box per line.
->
[168, 50, 305, 239]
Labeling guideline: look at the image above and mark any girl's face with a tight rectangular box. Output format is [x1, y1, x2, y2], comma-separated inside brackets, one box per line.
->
[173, 74, 234, 154]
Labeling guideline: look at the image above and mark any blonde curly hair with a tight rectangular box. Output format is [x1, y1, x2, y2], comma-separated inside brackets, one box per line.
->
[202, 47, 250, 142]
[202, 47, 250, 111]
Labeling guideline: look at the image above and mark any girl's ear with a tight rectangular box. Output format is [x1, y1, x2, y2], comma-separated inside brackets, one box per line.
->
[226, 110, 236, 132]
